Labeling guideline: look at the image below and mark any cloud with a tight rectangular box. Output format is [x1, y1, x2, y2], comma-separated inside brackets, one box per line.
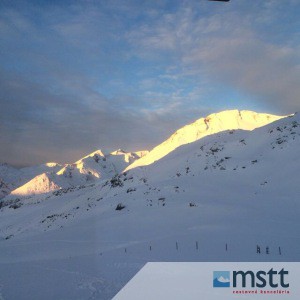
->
[1, 2, 204, 166]
[183, 31, 300, 112]
[0, 0, 299, 166]
[0, 68, 198, 166]
[126, 1, 300, 113]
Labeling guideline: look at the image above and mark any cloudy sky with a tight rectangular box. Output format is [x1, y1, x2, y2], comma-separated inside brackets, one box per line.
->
[1, 0, 299, 166]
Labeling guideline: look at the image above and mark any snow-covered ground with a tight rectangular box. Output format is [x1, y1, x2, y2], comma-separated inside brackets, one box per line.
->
[0, 110, 299, 299]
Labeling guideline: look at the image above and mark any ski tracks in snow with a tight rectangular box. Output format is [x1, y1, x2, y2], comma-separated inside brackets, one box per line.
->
[33, 265, 113, 300]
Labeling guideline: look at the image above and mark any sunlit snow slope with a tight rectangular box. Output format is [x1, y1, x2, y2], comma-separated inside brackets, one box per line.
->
[0, 162, 62, 199]
[125, 110, 284, 171]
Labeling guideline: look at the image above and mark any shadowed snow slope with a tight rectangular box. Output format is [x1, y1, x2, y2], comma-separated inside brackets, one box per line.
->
[125, 110, 284, 172]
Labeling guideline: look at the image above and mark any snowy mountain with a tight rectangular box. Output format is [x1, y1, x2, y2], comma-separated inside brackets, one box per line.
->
[5, 110, 282, 198]
[9, 149, 148, 197]
[0, 162, 62, 199]
[0, 111, 299, 300]
[125, 110, 284, 171]
[57, 149, 147, 181]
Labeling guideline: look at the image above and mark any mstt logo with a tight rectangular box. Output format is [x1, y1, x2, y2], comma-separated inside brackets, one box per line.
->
[213, 271, 230, 288]
[213, 268, 289, 288]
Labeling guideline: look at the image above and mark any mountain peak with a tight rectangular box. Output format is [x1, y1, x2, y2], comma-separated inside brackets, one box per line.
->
[110, 149, 127, 155]
[75, 150, 105, 163]
[125, 109, 285, 172]
[44, 162, 60, 168]
[191, 109, 282, 132]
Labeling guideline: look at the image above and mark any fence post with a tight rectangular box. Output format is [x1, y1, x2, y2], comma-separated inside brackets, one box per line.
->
[257, 245, 261, 254]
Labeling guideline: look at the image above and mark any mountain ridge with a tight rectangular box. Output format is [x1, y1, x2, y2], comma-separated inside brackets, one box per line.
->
[125, 109, 285, 172]
[9, 149, 149, 197]
[1, 110, 285, 198]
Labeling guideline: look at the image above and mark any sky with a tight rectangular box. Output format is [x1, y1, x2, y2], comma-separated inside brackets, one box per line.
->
[0, 0, 299, 167]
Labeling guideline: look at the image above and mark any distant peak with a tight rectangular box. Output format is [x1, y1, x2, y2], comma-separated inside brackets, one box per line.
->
[91, 149, 105, 156]
[110, 149, 127, 155]
[44, 162, 60, 167]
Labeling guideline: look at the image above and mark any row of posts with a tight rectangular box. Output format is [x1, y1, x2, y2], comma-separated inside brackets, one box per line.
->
[257, 245, 282, 255]
[121, 243, 282, 255]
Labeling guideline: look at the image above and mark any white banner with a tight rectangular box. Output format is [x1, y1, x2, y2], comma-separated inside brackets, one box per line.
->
[113, 262, 300, 300]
